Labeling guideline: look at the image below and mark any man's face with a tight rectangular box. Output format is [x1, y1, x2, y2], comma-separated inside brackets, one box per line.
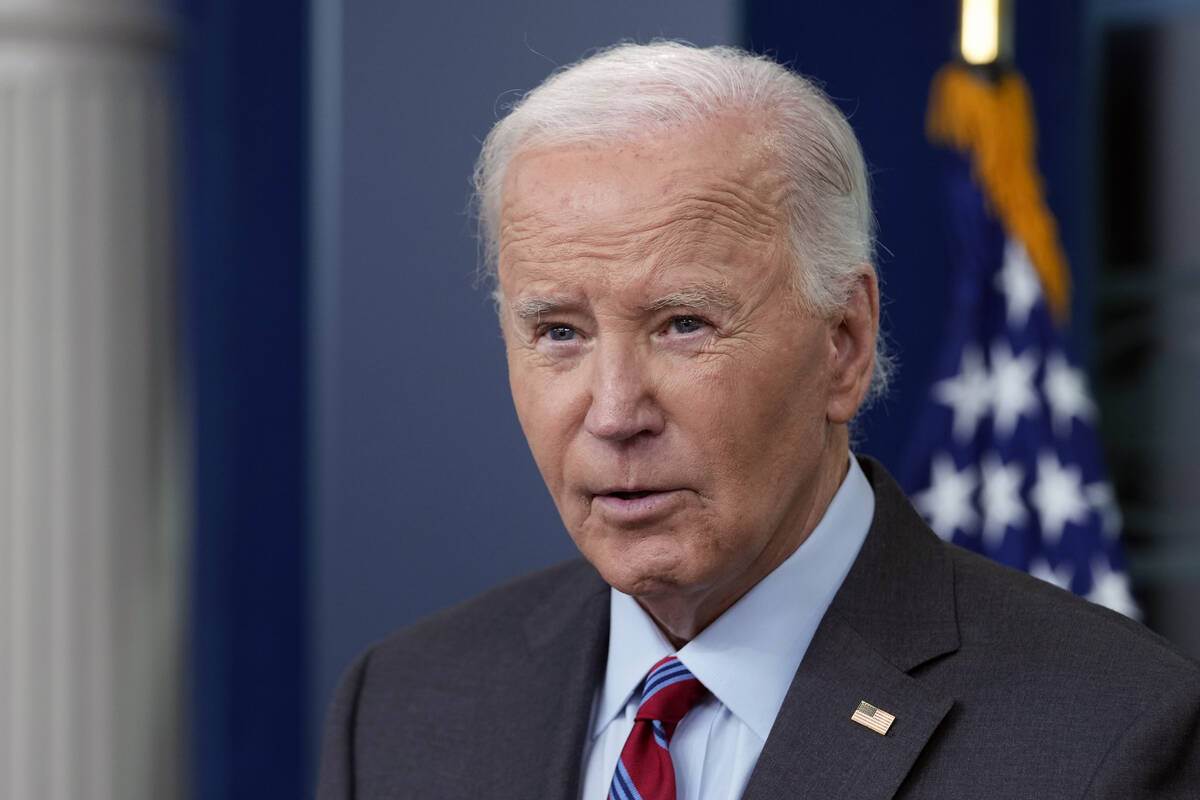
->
[496, 118, 868, 637]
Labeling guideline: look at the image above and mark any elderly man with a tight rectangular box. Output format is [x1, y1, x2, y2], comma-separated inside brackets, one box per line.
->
[318, 43, 1200, 799]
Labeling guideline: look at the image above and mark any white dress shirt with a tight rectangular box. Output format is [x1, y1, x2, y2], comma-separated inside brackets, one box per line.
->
[578, 455, 875, 800]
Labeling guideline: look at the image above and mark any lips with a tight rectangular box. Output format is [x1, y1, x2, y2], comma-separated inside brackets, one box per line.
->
[589, 487, 688, 524]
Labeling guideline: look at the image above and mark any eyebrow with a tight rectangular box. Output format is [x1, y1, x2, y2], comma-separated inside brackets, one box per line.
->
[509, 282, 737, 321]
[641, 283, 737, 313]
[511, 296, 567, 320]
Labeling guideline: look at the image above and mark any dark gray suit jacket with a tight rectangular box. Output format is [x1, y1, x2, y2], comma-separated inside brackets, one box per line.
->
[318, 457, 1200, 798]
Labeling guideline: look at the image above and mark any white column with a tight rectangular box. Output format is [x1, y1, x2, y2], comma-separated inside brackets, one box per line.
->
[0, 2, 186, 799]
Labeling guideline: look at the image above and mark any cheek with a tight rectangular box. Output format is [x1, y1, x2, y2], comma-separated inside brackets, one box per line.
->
[507, 353, 549, 443]
[689, 344, 829, 490]
[507, 359, 582, 493]
[507, 363, 537, 431]
[511, 380, 554, 457]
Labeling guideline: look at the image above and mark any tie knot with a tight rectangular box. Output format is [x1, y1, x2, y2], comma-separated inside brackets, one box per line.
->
[635, 656, 707, 726]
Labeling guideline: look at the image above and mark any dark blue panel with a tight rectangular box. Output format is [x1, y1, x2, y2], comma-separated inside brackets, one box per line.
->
[744, 0, 1087, 472]
[175, 0, 310, 797]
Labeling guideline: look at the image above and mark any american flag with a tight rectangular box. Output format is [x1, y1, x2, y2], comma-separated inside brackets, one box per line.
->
[851, 701, 895, 736]
[901, 65, 1138, 618]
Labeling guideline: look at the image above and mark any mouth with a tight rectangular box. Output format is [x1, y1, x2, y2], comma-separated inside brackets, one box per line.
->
[602, 489, 663, 500]
[588, 487, 687, 524]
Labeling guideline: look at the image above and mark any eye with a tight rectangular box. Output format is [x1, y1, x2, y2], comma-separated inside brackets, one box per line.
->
[543, 324, 577, 342]
[669, 316, 707, 335]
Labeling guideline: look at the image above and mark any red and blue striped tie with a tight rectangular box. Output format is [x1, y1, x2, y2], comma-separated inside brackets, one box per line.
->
[608, 656, 708, 800]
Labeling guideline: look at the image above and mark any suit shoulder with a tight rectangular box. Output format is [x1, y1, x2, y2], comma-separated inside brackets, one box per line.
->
[945, 542, 1200, 684]
[900, 543, 1200, 796]
[321, 558, 609, 796]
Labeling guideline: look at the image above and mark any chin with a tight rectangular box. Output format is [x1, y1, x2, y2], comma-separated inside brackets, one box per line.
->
[610, 570, 682, 600]
[585, 542, 700, 599]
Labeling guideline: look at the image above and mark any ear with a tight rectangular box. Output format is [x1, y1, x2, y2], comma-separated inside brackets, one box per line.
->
[826, 268, 879, 424]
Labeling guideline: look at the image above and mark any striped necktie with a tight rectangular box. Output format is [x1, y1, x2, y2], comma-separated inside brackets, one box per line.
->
[609, 656, 708, 800]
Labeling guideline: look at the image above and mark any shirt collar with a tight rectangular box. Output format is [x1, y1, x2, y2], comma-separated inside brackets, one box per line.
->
[592, 454, 875, 740]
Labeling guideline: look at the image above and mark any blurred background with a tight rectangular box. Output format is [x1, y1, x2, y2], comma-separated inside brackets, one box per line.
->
[1, 0, 1197, 797]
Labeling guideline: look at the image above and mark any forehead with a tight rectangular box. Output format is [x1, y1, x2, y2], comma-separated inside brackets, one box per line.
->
[496, 118, 789, 290]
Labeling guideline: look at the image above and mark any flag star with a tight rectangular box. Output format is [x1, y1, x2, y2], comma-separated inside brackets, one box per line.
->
[1029, 556, 1074, 591]
[1085, 482, 1123, 541]
[1043, 351, 1096, 436]
[1031, 452, 1090, 547]
[933, 345, 992, 443]
[996, 237, 1042, 330]
[989, 341, 1040, 438]
[913, 454, 978, 541]
[979, 453, 1026, 551]
[1086, 557, 1140, 619]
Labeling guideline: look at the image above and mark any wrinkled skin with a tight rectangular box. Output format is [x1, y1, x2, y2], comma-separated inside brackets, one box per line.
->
[497, 117, 878, 645]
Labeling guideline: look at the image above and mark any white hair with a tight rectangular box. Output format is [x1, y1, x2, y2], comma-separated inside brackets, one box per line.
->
[473, 41, 893, 404]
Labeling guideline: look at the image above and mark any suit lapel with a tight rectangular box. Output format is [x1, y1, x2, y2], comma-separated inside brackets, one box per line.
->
[513, 562, 610, 800]
[744, 457, 960, 800]
[742, 618, 954, 800]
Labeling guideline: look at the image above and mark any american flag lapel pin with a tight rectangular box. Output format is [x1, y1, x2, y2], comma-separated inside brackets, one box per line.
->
[851, 700, 896, 735]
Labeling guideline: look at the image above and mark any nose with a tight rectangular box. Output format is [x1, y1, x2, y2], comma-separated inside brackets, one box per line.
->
[583, 340, 665, 442]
